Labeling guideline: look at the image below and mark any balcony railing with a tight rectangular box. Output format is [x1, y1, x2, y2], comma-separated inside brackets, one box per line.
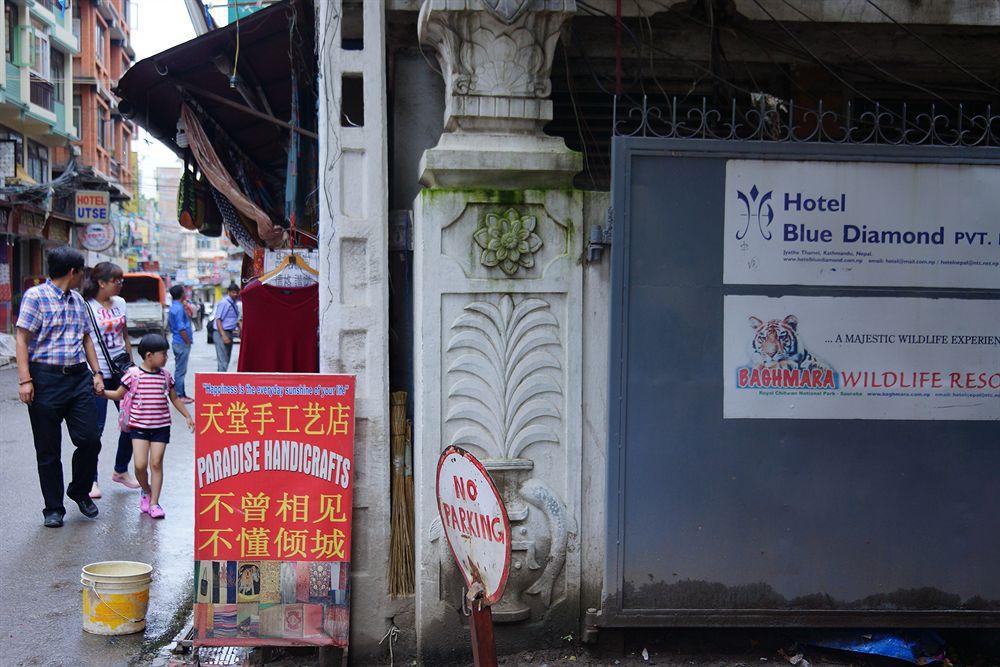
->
[5, 63, 22, 104]
[29, 78, 55, 112]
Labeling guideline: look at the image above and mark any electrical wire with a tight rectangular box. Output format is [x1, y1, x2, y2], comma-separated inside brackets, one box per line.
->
[231, 0, 241, 83]
[576, 0, 767, 102]
[774, 0, 977, 121]
[578, 0, 647, 92]
[573, 0, 983, 147]
[863, 0, 1000, 96]
[560, 38, 599, 187]
[746, 0, 921, 131]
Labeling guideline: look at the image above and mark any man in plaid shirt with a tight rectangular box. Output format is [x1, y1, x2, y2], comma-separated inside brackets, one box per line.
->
[15, 247, 105, 527]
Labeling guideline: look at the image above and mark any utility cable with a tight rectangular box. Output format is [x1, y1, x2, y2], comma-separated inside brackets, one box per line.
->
[863, 0, 1000, 96]
[775, 0, 975, 121]
[231, 0, 241, 86]
[639, 0, 821, 101]
[747, 0, 920, 131]
[575, 0, 977, 145]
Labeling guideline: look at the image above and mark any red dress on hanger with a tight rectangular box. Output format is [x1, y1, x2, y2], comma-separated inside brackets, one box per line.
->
[237, 280, 319, 373]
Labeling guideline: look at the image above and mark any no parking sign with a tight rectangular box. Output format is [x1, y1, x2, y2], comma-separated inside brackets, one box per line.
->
[436, 446, 510, 666]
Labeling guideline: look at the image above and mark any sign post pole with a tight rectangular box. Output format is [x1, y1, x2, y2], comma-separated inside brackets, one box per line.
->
[469, 595, 498, 667]
[436, 446, 510, 667]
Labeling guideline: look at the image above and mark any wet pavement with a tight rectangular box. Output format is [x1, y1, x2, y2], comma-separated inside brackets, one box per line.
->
[0, 336, 233, 667]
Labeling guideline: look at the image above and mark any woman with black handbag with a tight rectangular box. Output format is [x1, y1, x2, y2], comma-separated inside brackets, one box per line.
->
[82, 263, 139, 497]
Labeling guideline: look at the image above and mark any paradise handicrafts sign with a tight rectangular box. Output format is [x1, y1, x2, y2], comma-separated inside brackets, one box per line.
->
[193, 373, 355, 647]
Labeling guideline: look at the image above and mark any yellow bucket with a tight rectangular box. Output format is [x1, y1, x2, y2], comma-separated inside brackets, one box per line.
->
[80, 561, 153, 635]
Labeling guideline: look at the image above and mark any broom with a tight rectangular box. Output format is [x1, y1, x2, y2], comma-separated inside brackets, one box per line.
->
[405, 420, 414, 549]
[389, 392, 414, 596]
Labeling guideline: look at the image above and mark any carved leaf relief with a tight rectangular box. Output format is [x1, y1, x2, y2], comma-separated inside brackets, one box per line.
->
[446, 295, 562, 460]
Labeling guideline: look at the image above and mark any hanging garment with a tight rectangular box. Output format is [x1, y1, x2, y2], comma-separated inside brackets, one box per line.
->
[237, 280, 319, 373]
[213, 187, 261, 256]
[177, 164, 199, 231]
[180, 104, 285, 247]
[199, 175, 223, 238]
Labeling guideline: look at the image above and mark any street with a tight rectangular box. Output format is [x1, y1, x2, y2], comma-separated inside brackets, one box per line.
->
[0, 336, 233, 667]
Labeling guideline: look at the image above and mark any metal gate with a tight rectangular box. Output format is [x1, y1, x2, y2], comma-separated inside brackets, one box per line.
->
[603, 137, 1000, 628]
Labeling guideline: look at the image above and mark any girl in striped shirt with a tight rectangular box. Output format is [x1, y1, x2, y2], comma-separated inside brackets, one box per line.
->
[104, 334, 194, 519]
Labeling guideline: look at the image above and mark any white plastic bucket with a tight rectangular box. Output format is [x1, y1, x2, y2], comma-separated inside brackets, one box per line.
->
[80, 561, 153, 635]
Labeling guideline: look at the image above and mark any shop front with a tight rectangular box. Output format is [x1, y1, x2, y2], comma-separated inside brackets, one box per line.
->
[0, 205, 48, 333]
[603, 138, 1000, 629]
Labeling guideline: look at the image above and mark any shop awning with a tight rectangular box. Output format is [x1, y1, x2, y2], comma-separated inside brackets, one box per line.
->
[114, 0, 314, 173]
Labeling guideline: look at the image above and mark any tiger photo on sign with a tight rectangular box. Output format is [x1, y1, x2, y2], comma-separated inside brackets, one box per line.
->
[747, 314, 831, 372]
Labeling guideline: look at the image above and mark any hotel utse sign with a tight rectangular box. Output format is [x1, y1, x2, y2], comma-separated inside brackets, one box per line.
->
[75, 190, 110, 224]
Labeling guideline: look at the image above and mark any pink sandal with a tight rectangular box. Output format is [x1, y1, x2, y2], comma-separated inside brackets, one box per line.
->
[112, 472, 141, 489]
[149, 504, 166, 519]
[140, 493, 150, 514]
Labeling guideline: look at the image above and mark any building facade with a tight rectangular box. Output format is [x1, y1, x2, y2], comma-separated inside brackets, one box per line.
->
[313, 0, 1000, 661]
[62, 0, 135, 199]
[0, 0, 77, 333]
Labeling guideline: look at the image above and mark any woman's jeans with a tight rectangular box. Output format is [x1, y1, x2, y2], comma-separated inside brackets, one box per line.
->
[94, 376, 133, 481]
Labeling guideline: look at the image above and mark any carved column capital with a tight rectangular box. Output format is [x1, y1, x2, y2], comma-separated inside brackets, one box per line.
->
[417, 1, 582, 188]
[418, 0, 576, 135]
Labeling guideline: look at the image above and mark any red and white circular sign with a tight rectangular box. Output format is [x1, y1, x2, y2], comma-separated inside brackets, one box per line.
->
[436, 446, 511, 605]
[80, 222, 115, 252]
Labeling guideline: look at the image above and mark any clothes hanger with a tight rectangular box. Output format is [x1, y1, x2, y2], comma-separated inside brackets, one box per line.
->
[258, 250, 318, 284]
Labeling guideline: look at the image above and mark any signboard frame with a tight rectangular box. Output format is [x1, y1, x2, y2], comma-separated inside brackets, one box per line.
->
[74, 190, 110, 225]
[192, 371, 356, 648]
[604, 137, 1000, 630]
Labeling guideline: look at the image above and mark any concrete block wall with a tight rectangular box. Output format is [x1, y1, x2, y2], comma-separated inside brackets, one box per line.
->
[315, 0, 399, 659]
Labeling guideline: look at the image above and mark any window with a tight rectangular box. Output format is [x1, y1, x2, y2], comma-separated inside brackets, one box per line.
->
[72, 93, 81, 132]
[0, 126, 24, 167]
[30, 21, 50, 79]
[197, 237, 212, 250]
[72, 1, 80, 40]
[94, 21, 106, 64]
[51, 49, 64, 102]
[5, 4, 17, 64]
[27, 141, 49, 183]
[97, 105, 109, 148]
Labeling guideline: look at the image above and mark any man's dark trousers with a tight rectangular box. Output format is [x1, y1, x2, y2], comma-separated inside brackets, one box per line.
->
[27, 363, 102, 516]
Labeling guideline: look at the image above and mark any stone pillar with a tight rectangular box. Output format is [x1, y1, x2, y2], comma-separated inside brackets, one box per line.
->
[315, 0, 395, 659]
[417, 0, 581, 188]
[413, 0, 587, 658]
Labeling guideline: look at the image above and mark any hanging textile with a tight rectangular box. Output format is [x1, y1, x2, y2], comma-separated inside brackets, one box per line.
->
[177, 164, 199, 231]
[200, 177, 223, 238]
[180, 104, 285, 247]
[237, 280, 319, 373]
[284, 53, 301, 232]
[212, 188, 261, 256]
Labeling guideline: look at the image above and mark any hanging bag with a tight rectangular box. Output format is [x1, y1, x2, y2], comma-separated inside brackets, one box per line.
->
[117, 367, 141, 434]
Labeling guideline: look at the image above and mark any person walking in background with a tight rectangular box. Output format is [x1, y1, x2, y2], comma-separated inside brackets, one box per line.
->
[193, 299, 205, 331]
[103, 334, 195, 520]
[83, 262, 139, 498]
[15, 247, 104, 527]
[168, 285, 194, 404]
[214, 283, 241, 372]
